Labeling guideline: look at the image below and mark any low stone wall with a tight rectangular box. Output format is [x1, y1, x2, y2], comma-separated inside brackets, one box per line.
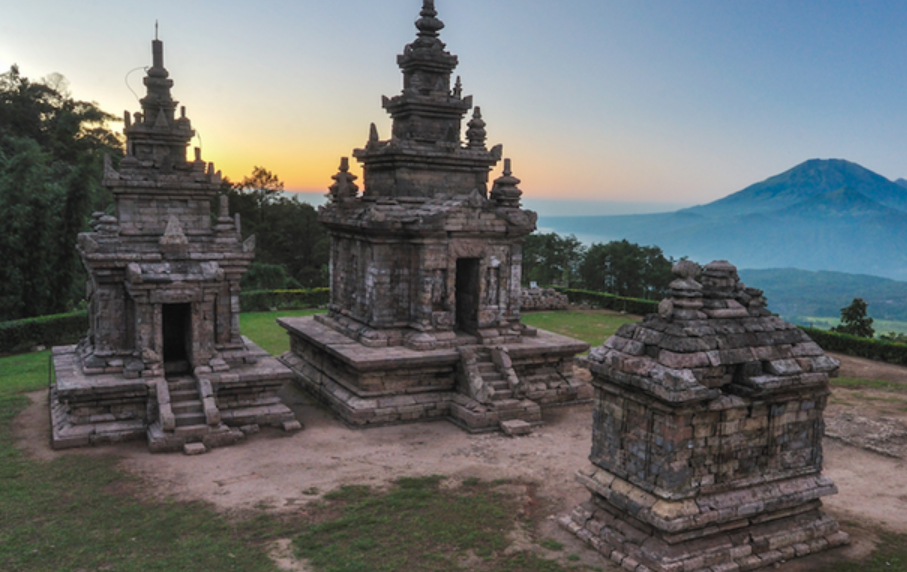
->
[521, 288, 569, 311]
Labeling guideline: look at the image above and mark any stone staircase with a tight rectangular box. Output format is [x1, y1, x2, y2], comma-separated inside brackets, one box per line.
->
[147, 375, 242, 454]
[475, 351, 514, 402]
[169, 376, 209, 442]
[450, 347, 540, 435]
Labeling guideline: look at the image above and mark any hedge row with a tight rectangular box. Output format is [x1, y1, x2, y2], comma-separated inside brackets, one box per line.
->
[800, 326, 907, 366]
[0, 310, 89, 354]
[554, 288, 660, 316]
[0, 288, 331, 355]
[238, 288, 330, 312]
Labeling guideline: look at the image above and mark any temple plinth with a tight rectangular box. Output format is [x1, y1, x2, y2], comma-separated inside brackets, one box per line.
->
[50, 38, 301, 454]
[279, 1, 591, 433]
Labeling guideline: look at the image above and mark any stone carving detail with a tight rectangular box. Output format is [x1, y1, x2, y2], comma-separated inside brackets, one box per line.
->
[49, 38, 300, 454]
[279, 1, 590, 435]
[562, 259, 848, 572]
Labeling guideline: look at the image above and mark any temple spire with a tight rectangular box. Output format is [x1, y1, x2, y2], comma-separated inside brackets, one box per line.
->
[415, 0, 444, 40]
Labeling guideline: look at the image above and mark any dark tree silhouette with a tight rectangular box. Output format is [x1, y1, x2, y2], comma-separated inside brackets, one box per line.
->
[832, 297, 875, 338]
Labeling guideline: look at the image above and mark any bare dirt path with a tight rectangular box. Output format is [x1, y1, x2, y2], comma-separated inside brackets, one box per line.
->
[13, 357, 907, 570]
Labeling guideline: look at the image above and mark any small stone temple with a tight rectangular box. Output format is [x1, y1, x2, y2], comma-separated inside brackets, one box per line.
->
[279, 0, 590, 434]
[50, 38, 300, 453]
[562, 260, 848, 572]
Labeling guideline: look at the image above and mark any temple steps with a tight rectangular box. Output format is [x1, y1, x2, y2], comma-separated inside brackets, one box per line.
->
[146, 375, 241, 453]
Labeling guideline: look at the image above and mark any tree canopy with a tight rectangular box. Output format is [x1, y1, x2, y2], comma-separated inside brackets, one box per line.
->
[578, 239, 674, 299]
[832, 297, 875, 338]
[522, 232, 585, 287]
[0, 66, 120, 321]
[222, 167, 329, 289]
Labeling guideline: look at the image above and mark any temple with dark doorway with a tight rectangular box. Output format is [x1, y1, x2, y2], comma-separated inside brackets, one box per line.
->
[49, 37, 300, 453]
[279, 0, 590, 433]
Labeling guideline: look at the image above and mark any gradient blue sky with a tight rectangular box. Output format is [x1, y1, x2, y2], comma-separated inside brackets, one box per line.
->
[2, 1, 906, 213]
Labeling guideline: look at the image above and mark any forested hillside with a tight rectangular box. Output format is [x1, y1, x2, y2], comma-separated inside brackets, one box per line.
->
[0, 66, 120, 321]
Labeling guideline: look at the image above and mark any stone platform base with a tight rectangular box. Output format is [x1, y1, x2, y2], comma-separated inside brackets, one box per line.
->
[278, 316, 590, 432]
[561, 466, 849, 572]
[50, 340, 301, 452]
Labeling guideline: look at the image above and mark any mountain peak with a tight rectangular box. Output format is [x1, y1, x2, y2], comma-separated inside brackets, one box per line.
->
[684, 158, 907, 217]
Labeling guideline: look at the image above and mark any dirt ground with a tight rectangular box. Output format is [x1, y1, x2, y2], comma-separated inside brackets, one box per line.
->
[12, 351, 907, 571]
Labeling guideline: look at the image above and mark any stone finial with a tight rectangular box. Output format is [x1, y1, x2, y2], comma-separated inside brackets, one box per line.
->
[466, 107, 487, 148]
[328, 157, 359, 203]
[452, 75, 463, 98]
[214, 194, 237, 234]
[700, 260, 752, 318]
[701, 260, 738, 298]
[367, 123, 380, 150]
[665, 260, 704, 321]
[415, 0, 444, 39]
[219, 195, 229, 218]
[490, 159, 523, 207]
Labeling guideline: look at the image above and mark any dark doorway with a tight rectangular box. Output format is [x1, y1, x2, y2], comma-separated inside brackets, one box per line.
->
[455, 258, 480, 333]
[162, 303, 191, 374]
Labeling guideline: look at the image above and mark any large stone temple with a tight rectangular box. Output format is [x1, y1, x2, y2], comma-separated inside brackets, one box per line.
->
[562, 260, 848, 572]
[50, 38, 300, 453]
[279, 0, 590, 433]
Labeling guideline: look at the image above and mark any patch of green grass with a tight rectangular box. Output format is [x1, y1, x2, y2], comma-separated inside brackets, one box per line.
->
[831, 377, 907, 393]
[0, 385, 287, 571]
[539, 539, 564, 551]
[0, 349, 51, 394]
[521, 310, 639, 350]
[239, 309, 326, 355]
[295, 477, 576, 572]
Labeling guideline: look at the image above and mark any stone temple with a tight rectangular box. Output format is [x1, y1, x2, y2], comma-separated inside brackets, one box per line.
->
[279, 0, 590, 434]
[50, 38, 300, 453]
[562, 260, 848, 572]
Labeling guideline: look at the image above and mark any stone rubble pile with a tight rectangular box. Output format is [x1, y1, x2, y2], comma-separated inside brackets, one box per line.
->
[520, 288, 569, 311]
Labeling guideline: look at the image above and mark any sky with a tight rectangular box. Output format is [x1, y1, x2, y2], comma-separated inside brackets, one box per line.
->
[3, 0, 907, 215]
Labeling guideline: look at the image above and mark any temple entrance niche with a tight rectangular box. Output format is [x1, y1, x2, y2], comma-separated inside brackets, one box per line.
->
[455, 258, 480, 333]
[162, 303, 191, 374]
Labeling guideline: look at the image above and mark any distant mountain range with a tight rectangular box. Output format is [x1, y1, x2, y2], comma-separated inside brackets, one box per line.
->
[738, 268, 907, 323]
[542, 159, 907, 280]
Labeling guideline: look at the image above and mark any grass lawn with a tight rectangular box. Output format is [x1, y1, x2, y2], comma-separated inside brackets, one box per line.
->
[521, 309, 639, 349]
[294, 476, 578, 572]
[240, 308, 325, 355]
[0, 356, 290, 571]
[1, 309, 906, 571]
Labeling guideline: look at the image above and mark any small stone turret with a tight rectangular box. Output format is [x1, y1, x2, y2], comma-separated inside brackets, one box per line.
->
[563, 259, 848, 572]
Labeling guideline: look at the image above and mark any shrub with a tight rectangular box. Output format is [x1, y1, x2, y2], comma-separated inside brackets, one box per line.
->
[0, 310, 88, 354]
[801, 326, 907, 366]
